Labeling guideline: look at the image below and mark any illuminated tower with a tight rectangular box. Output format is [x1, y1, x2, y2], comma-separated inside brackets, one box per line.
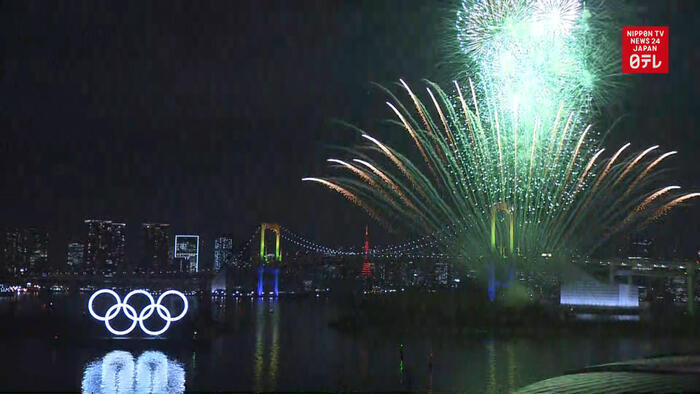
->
[258, 223, 281, 296]
[361, 226, 372, 279]
[259, 223, 281, 262]
[488, 203, 515, 301]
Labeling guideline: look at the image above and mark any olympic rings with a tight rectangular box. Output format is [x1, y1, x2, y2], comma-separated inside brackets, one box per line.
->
[88, 289, 189, 336]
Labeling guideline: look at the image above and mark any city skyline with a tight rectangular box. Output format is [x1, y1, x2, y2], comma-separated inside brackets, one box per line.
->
[0, 1, 696, 258]
[0, 2, 698, 392]
[0, 217, 693, 276]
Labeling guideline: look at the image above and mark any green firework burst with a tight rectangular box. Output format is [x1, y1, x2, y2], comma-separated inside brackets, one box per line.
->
[304, 80, 697, 264]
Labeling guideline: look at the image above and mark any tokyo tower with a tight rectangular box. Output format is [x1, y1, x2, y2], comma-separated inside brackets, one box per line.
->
[361, 226, 372, 279]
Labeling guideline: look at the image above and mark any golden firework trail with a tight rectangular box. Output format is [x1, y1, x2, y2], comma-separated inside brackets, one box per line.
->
[301, 177, 387, 228]
[645, 193, 700, 224]
[627, 151, 677, 194]
[304, 80, 696, 261]
[614, 145, 659, 186]
[634, 186, 681, 213]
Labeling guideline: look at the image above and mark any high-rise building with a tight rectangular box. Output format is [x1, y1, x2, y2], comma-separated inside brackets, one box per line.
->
[142, 223, 172, 273]
[434, 261, 450, 286]
[26, 229, 49, 272]
[214, 236, 233, 271]
[174, 235, 199, 273]
[66, 242, 85, 270]
[2, 229, 27, 274]
[112, 223, 126, 270]
[85, 220, 108, 271]
[84, 220, 127, 273]
[1, 228, 48, 274]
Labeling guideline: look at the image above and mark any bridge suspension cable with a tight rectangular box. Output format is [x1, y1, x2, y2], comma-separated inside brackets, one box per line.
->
[280, 226, 361, 256]
[275, 221, 467, 259]
[234, 226, 261, 261]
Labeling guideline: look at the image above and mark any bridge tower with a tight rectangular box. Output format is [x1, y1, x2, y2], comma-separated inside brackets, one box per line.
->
[258, 223, 282, 296]
[490, 202, 514, 257]
[488, 203, 515, 301]
[260, 223, 281, 262]
[361, 226, 372, 279]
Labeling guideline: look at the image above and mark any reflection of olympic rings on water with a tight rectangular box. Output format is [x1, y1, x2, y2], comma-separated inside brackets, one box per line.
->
[81, 350, 185, 393]
[88, 289, 188, 336]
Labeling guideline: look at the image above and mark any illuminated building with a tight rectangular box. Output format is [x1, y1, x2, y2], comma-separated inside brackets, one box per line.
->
[25, 229, 49, 272]
[560, 279, 639, 308]
[434, 261, 450, 286]
[0, 228, 48, 274]
[214, 236, 233, 271]
[66, 242, 85, 270]
[84, 220, 107, 272]
[1, 229, 27, 274]
[142, 223, 172, 273]
[174, 235, 199, 273]
[112, 223, 127, 270]
[84, 220, 127, 273]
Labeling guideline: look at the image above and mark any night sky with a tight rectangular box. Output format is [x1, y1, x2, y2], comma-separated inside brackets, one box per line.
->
[0, 1, 697, 266]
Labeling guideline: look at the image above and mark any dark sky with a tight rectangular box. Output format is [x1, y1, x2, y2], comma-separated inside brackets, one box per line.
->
[0, 0, 697, 266]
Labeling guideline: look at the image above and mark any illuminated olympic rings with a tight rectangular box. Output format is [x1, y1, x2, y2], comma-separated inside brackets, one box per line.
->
[88, 289, 188, 336]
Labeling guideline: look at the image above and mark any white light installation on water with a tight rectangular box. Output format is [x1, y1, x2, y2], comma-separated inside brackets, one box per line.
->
[81, 350, 185, 393]
[560, 280, 639, 308]
[88, 289, 188, 336]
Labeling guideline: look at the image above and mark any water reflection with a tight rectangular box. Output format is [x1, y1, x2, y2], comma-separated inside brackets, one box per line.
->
[486, 337, 496, 394]
[4, 294, 700, 392]
[253, 299, 279, 392]
[576, 313, 640, 321]
[507, 341, 518, 391]
[485, 337, 522, 393]
[81, 350, 185, 393]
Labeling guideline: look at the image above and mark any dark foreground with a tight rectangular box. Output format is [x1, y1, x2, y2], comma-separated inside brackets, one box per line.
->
[2, 292, 700, 392]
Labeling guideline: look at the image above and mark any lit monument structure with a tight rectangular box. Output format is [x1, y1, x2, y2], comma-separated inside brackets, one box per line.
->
[258, 223, 281, 296]
[88, 289, 189, 336]
[488, 203, 515, 301]
[361, 226, 372, 279]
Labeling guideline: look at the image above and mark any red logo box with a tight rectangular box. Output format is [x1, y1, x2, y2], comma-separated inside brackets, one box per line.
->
[622, 26, 668, 74]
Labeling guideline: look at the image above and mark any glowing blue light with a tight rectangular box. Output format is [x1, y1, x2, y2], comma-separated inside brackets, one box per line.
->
[257, 267, 280, 297]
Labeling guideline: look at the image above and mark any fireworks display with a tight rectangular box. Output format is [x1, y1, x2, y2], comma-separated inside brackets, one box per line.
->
[304, 0, 697, 264]
[304, 79, 697, 262]
[455, 0, 618, 135]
